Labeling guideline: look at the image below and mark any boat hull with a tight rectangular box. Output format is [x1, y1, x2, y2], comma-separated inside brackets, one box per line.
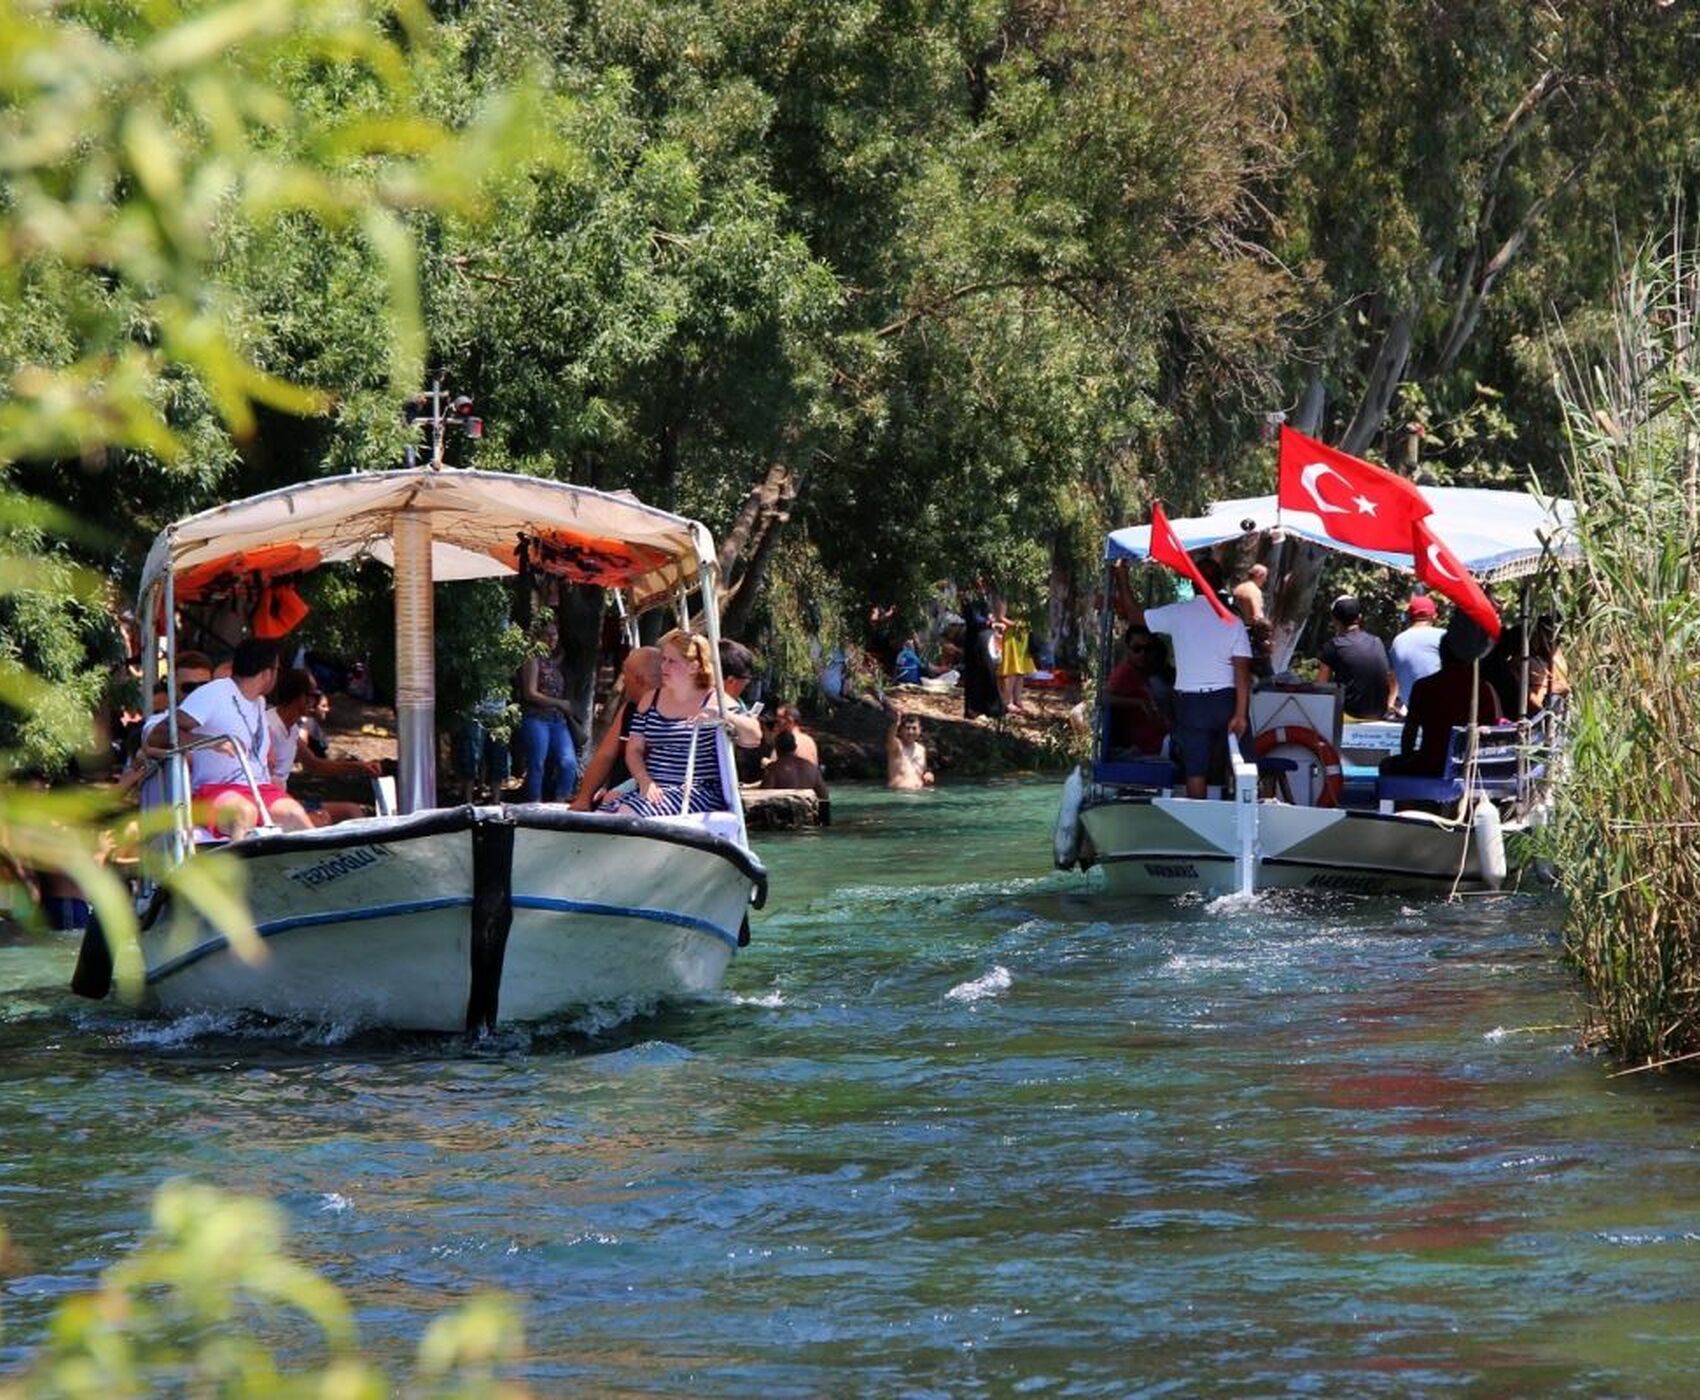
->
[1079, 795, 1502, 898]
[121, 805, 764, 1032]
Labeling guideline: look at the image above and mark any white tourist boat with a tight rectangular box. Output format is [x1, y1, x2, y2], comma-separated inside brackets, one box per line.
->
[73, 463, 766, 1031]
[1054, 487, 1575, 898]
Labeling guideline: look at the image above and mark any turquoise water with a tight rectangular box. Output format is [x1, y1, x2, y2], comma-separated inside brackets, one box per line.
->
[4, 780, 1700, 1394]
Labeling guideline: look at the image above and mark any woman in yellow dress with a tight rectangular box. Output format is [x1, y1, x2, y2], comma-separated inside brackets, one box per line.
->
[994, 598, 1034, 713]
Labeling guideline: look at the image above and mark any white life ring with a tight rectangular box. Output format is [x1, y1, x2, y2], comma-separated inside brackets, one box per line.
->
[1253, 724, 1344, 808]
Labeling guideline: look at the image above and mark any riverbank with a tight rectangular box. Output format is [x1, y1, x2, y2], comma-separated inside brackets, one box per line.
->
[306, 685, 1087, 790]
[807, 684, 1084, 781]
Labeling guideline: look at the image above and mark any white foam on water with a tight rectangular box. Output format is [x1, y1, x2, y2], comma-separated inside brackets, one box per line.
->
[1204, 891, 1263, 916]
[947, 966, 1012, 1004]
[319, 1193, 354, 1213]
[729, 989, 786, 1008]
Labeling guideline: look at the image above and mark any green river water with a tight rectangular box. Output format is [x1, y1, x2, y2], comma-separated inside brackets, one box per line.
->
[3, 779, 1700, 1395]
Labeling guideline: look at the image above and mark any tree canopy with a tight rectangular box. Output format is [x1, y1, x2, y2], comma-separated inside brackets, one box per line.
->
[6, 0, 1700, 767]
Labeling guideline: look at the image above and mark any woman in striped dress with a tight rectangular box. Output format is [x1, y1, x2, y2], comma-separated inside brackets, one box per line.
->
[604, 630, 751, 817]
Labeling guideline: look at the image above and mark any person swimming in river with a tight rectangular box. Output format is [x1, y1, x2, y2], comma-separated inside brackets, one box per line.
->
[885, 707, 935, 791]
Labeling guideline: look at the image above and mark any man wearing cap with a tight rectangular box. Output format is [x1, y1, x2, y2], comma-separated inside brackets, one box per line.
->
[1388, 593, 1444, 716]
[1316, 595, 1391, 723]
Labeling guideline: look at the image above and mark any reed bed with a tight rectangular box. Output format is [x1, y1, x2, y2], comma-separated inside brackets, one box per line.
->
[1553, 236, 1700, 1068]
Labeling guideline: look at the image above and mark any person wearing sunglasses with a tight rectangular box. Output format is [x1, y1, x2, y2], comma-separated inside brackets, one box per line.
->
[1104, 624, 1170, 757]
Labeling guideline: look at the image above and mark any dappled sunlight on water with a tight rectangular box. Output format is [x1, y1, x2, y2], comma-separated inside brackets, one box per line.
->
[4, 780, 1700, 1393]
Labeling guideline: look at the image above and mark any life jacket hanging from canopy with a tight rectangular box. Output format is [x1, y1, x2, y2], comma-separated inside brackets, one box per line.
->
[251, 577, 311, 639]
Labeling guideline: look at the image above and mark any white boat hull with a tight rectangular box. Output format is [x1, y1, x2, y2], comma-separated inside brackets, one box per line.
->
[102, 805, 764, 1032]
[1078, 795, 1506, 898]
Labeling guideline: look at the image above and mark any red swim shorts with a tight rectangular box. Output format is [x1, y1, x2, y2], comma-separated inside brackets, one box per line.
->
[192, 782, 291, 833]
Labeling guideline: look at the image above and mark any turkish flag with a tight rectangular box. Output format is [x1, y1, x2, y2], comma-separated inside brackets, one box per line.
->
[1276, 426, 1433, 552]
[1413, 517, 1500, 641]
[1149, 501, 1236, 623]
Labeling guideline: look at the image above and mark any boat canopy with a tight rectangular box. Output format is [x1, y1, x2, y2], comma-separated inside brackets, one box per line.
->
[1105, 487, 1577, 585]
[137, 468, 716, 615]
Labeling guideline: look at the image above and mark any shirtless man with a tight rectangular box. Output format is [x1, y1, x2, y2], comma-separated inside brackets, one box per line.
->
[886, 709, 935, 791]
[773, 702, 819, 767]
[1232, 564, 1268, 625]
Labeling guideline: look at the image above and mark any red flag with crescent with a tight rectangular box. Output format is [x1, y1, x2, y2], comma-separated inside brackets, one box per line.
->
[1276, 425, 1433, 552]
[1412, 517, 1500, 641]
[1149, 501, 1236, 623]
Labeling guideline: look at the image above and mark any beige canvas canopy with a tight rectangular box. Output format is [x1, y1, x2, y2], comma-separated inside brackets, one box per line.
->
[137, 467, 715, 618]
[139, 467, 723, 815]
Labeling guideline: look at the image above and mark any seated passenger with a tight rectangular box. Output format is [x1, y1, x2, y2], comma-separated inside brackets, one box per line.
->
[144, 638, 312, 838]
[571, 646, 662, 812]
[1317, 595, 1391, 722]
[1104, 625, 1170, 756]
[603, 630, 757, 817]
[266, 669, 382, 825]
[1379, 625, 1504, 777]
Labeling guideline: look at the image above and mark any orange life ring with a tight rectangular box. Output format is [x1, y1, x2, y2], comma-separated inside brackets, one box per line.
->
[1253, 724, 1344, 808]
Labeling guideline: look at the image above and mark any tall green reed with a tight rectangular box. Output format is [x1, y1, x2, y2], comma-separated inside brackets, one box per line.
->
[1553, 233, 1700, 1067]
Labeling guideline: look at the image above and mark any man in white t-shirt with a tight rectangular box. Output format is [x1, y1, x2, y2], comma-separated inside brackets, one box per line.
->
[145, 638, 311, 837]
[267, 668, 382, 825]
[1128, 557, 1251, 798]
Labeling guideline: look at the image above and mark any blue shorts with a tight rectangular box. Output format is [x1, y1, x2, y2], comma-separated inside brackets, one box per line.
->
[1172, 687, 1236, 780]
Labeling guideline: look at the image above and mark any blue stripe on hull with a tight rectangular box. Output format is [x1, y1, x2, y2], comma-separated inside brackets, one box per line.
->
[145, 896, 473, 984]
[509, 895, 739, 950]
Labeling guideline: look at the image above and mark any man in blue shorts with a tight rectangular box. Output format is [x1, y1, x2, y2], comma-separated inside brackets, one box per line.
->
[1127, 557, 1251, 798]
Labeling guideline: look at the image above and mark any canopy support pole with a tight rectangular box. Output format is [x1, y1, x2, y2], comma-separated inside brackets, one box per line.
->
[394, 510, 437, 813]
[695, 562, 750, 851]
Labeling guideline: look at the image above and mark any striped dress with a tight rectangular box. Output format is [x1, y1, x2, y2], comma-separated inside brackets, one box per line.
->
[617, 694, 728, 816]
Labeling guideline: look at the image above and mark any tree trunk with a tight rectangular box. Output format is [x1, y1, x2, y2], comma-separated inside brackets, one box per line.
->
[1267, 376, 1329, 670]
[721, 465, 799, 639]
[556, 583, 604, 740]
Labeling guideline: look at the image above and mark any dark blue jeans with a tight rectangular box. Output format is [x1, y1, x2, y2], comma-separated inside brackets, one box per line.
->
[518, 712, 578, 802]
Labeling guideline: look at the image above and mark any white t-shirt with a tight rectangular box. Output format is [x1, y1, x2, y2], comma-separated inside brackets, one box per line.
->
[180, 677, 271, 789]
[265, 708, 300, 787]
[1144, 595, 1251, 691]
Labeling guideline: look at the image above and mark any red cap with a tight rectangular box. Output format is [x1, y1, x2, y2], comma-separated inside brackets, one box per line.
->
[1407, 595, 1437, 619]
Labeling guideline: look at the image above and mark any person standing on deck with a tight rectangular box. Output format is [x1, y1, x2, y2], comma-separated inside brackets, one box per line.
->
[516, 615, 582, 803]
[1317, 595, 1391, 722]
[1232, 564, 1268, 626]
[1123, 558, 1251, 799]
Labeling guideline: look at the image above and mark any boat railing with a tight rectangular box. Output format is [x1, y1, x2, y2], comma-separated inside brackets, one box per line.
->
[1375, 714, 1556, 813]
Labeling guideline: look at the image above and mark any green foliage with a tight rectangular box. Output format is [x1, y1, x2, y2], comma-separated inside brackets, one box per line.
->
[0, 0, 538, 965]
[1552, 235, 1700, 1068]
[0, 1181, 524, 1398]
[433, 580, 528, 739]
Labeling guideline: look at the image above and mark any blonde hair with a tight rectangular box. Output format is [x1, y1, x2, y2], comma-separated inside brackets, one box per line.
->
[658, 628, 715, 689]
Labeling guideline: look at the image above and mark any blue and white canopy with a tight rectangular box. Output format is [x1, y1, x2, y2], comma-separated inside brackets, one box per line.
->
[1106, 487, 1577, 584]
